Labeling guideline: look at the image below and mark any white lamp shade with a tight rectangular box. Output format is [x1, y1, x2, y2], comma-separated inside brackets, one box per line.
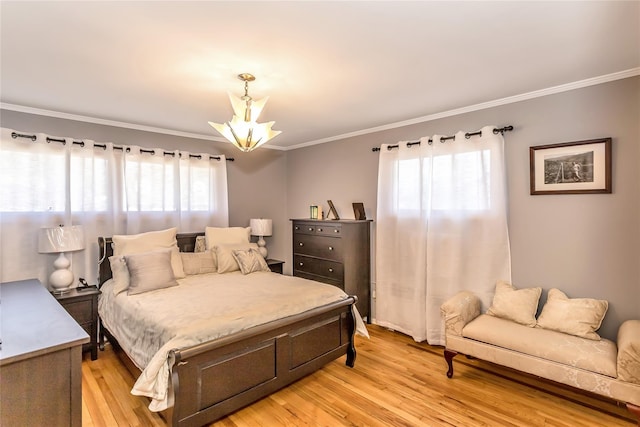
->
[250, 219, 272, 237]
[38, 225, 85, 253]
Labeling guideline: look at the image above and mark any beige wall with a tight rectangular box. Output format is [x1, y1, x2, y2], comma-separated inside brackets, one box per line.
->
[286, 76, 640, 340]
[0, 111, 289, 262]
[2, 76, 638, 340]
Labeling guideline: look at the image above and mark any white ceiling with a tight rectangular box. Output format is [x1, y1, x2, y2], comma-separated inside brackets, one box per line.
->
[1, 1, 639, 150]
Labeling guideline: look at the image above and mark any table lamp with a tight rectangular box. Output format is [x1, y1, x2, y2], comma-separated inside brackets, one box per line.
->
[250, 219, 272, 258]
[38, 225, 85, 293]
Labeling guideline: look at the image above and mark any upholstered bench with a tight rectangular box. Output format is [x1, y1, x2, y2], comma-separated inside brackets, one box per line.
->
[441, 283, 640, 424]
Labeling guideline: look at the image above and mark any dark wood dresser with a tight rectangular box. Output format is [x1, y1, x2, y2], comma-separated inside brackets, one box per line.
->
[0, 279, 89, 427]
[292, 219, 372, 321]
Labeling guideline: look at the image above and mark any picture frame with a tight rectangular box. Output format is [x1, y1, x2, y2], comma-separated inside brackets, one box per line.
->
[352, 202, 366, 220]
[529, 138, 612, 195]
[327, 200, 340, 220]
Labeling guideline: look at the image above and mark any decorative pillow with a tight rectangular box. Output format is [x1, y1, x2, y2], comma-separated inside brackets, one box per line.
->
[536, 288, 608, 340]
[112, 227, 185, 279]
[109, 255, 130, 295]
[205, 226, 251, 250]
[194, 235, 206, 253]
[180, 251, 217, 275]
[215, 242, 259, 273]
[112, 227, 177, 256]
[124, 250, 178, 295]
[486, 280, 541, 327]
[232, 248, 270, 275]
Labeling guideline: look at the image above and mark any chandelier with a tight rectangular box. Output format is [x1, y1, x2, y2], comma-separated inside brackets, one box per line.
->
[208, 73, 281, 152]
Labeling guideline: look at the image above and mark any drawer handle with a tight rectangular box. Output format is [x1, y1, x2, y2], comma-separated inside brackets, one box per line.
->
[334, 229, 339, 233]
[308, 227, 313, 231]
[328, 246, 333, 251]
[299, 262, 304, 266]
[318, 228, 323, 232]
[328, 268, 334, 273]
[299, 242, 304, 246]
[295, 226, 300, 230]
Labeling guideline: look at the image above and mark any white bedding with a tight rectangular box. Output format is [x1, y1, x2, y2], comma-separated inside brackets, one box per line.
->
[98, 270, 368, 411]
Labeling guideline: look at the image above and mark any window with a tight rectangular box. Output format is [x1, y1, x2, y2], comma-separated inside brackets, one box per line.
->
[397, 149, 491, 212]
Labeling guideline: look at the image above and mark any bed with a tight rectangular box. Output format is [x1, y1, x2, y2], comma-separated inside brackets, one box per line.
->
[97, 230, 366, 427]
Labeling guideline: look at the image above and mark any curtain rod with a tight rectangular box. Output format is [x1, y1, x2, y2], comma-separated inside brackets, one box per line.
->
[371, 125, 513, 152]
[10, 131, 235, 162]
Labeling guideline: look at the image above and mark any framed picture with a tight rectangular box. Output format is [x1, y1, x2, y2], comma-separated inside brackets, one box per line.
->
[352, 202, 366, 220]
[327, 200, 340, 220]
[529, 138, 612, 195]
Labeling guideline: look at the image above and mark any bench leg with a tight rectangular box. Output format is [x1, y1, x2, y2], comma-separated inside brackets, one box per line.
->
[444, 349, 457, 378]
[626, 403, 640, 426]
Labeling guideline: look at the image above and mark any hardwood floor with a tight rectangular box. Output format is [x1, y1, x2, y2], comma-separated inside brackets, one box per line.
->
[82, 325, 636, 426]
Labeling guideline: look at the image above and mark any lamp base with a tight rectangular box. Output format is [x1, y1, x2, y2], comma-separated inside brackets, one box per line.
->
[257, 237, 267, 258]
[49, 252, 74, 294]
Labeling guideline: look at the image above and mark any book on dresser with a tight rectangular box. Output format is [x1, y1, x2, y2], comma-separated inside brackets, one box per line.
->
[291, 219, 372, 322]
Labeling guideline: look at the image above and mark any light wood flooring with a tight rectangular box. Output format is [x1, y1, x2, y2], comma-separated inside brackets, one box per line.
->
[82, 325, 636, 426]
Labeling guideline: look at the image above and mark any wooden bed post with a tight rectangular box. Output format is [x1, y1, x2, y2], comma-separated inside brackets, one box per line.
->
[346, 309, 357, 368]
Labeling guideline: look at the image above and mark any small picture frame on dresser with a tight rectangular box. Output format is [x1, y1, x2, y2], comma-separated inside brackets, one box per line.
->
[327, 200, 340, 220]
[352, 202, 366, 220]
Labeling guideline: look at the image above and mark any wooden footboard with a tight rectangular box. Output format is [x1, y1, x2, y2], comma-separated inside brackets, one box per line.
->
[166, 297, 356, 427]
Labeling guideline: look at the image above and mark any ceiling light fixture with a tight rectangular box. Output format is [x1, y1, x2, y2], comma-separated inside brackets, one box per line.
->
[208, 73, 281, 152]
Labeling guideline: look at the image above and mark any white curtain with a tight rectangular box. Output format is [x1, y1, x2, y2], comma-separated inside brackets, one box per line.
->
[375, 126, 511, 345]
[0, 127, 228, 286]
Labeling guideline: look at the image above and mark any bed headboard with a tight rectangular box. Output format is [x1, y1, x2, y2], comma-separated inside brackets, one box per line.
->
[98, 232, 205, 287]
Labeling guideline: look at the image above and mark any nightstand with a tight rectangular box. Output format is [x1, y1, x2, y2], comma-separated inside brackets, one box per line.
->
[266, 259, 284, 274]
[53, 287, 101, 360]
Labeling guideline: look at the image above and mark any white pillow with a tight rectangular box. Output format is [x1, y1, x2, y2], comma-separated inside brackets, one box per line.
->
[536, 288, 608, 340]
[215, 242, 258, 273]
[205, 226, 251, 250]
[109, 255, 130, 295]
[486, 280, 541, 327]
[112, 227, 185, 279]
[112, 227, 177, 256]
[124, 250, 178, 295]
[232, 248, 270, 275]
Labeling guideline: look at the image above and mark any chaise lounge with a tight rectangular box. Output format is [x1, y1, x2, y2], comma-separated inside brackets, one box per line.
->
[441, 283, 640, 424]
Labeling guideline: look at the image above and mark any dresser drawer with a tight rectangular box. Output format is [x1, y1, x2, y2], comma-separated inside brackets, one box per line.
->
[293, 223, 317, 235]
[61, 299, 93, 324]
[293, 222, 342, 237]
[294, 234, 343, 261]
[293, 255, 344, 283]
[313, 224, 341, 236]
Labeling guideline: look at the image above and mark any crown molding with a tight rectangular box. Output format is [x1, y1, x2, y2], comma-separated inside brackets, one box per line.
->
[2, 68, 638, 152]
[287, 67, 640, 150]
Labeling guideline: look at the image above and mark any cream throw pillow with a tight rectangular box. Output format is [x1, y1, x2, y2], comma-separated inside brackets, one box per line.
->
[124, 250, 178, 295]
[112, 227, 185, 279]
[232, 248, 270, 275]
[215, 242, 258, 273]
[109, 255, 130, 295]
[536, 288, 608, 340]
[180, 251, 217, 275]
[205, 226, 251, 250]
[486, 280, 541, 327]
